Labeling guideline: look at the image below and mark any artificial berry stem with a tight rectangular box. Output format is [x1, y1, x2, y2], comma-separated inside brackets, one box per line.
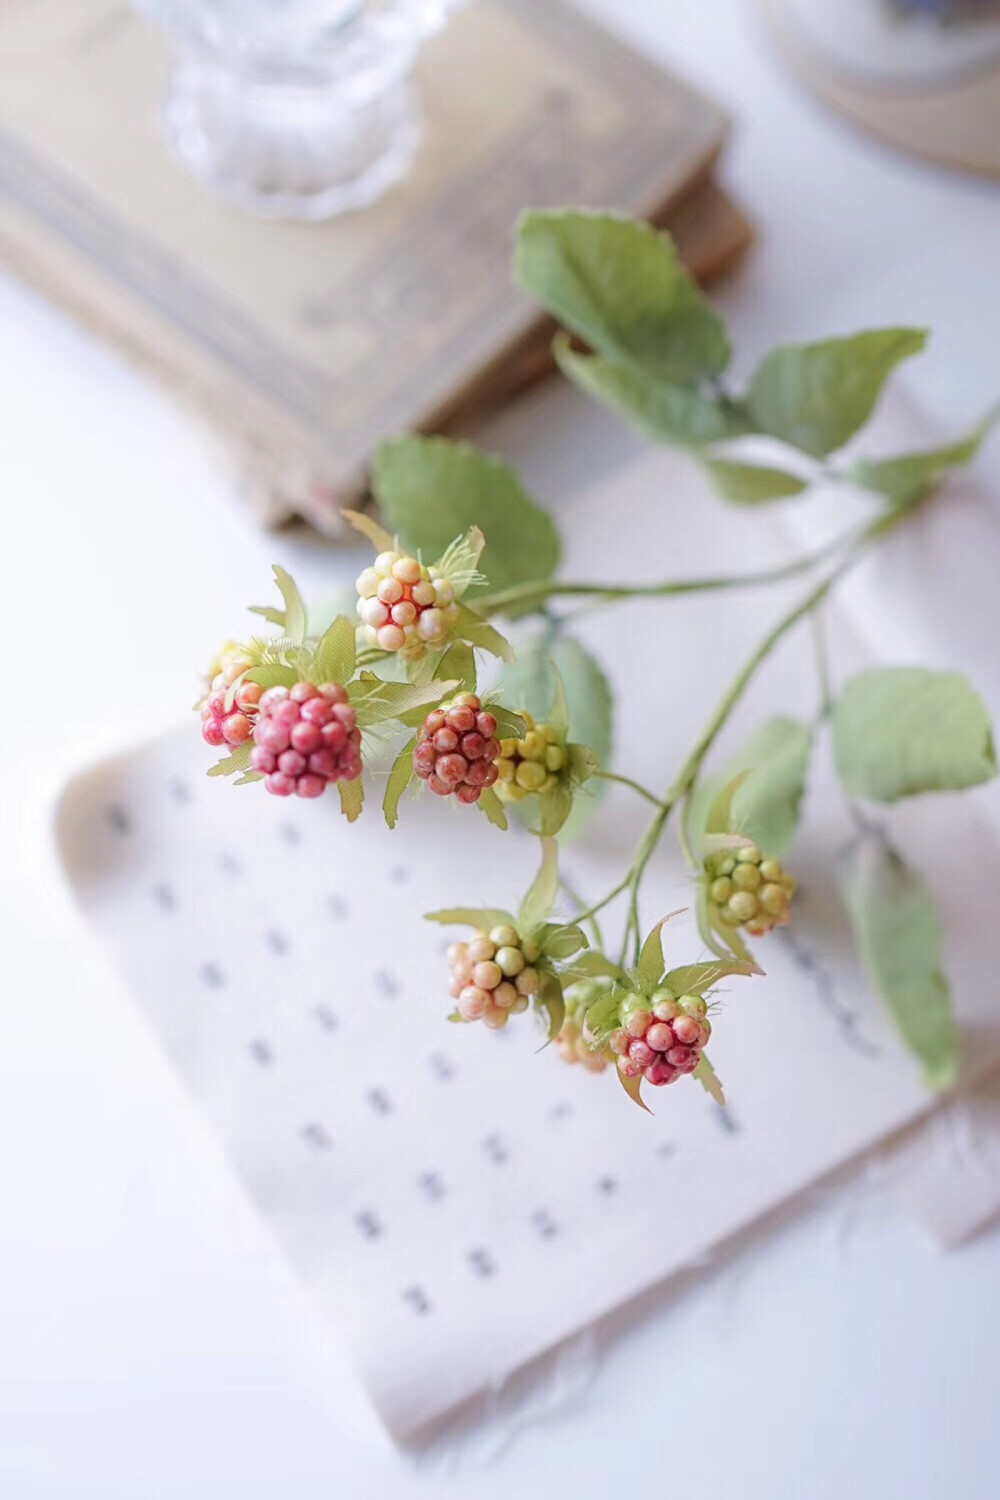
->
[597, 501, 919, 964]
[591, 769, 666, 809]
[477, 523, 867, 618]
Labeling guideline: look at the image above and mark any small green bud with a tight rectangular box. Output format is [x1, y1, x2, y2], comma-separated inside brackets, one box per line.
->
[521, 938, 542, 962]
[736, 844, 762, 864]
[679, 994, 707, 1019]
[710, 876, 733, 903]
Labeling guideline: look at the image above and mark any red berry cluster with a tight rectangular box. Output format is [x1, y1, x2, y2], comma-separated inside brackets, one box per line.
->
[610, 990, 711, 1088]
[414, 694, 500, 804]
[249, 682, 361, 798]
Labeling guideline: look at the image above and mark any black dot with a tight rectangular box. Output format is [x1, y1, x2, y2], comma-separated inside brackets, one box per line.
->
[106, 805, 131, 835]
[300, 1122, 332, 1151]
[199, 962, 225, 989]
[467, 1247, 497, 1279]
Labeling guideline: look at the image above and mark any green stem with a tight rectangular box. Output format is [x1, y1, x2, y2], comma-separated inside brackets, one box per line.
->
[478, 525, 864, 618]
[592, 770, 666, 808]
[614, 504, 912, 963]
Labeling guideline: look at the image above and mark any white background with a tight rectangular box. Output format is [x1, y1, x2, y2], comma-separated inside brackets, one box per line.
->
[3, 1, 1000, 1495]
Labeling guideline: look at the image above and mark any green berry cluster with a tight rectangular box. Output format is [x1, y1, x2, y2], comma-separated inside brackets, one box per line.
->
[705, 843, 796, 937]
[495, 712, 566, 802]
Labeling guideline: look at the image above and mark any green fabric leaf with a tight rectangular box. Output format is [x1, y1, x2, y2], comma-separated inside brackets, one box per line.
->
[694, 1054, 726, 1106]
[700, 457, 809, 505]
[616, 1066, 652, 1113]
[247, 604, 285, 626]
[342, 507, 395, 554]
[567, 744, 599, 783]
[841, 835, 958, 1088]
[556, 342, 745, 448]
[516, 211, 730, 381]
[664, 959, 756, 997]
[728, 718, 814, 860]
[636, 921, 666, 992]
[338, 777, 364, 823]
[382, 737, 416, 829]
[850, 406, 998, 509]
[538, 973, 566, 1043]
[243, 663, 299, 691]
[454, 604, 515, 663]
[518, 837, 560, 934]
[746, 328, 927, 457]
[833, 668, 996, 802]
[477, 787, 509, 830]
[563, 952, 627, 982]
[538, 922, 588, 960]
[272, 565, 307, 643]
[207, 742, 253, 778]
[348, 673, 458, 728]
[310, 616, 356, 686]
[232, 770, 264, 786]
[425, 907, 517, 930]
[550, 636, 613, 769]
[436, 640, 477, 696]
[371, 436, 560, 603]
[491, 705, 529, 741]
[533, 781, 574, 837]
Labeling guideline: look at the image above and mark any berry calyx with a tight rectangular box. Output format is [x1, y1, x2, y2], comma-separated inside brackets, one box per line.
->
[609, 989, 711, 1087]
[705, 843, 796, 937]
[494, 712, 566, 803]
[556, 979, 613, 1073]
[356, 549, 460, 661]
[249, 681, 362, 798]
[413, 694, 501, 804]
[448, 926, 542, 1029]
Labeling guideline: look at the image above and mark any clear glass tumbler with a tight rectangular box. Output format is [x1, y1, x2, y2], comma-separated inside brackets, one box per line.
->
[135, 1, 469, 220]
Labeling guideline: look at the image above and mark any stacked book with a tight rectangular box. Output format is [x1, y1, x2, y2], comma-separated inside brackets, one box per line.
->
[0, 0, 750, 531]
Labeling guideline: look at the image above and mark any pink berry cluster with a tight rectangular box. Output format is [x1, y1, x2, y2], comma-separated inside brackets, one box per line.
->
[200, 654, 261, 748]
[448, 925, 542, 1029]
[610, 990, 711, 1087]
[414, 694, 501, 804]
[249, 681, 361, 798]
[356, 550, 459, 660]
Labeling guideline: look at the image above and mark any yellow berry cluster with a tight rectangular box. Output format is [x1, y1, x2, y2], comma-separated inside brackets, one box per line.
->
[705, 843, 796, 937]
[495, 713, 566, 802]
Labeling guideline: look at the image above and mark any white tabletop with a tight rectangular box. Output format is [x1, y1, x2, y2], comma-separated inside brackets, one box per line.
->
[3, 1, 1000, 1495]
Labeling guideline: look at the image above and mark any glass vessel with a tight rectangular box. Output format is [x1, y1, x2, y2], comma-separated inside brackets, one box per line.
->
[135, 1, 469, 220]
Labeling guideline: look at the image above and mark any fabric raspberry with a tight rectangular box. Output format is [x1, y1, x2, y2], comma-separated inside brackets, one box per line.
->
[556, 979, 612, 1073]
[494, 712, 566, 803]
[413, 694, 501, 804]
[705, 843, 796, 937]
[248, 681, 361, 798]
[355, 549, 460, 661]
[447, 925, 541, 1029]
[610, 990, 712, 1087]
[200, 655, 261, 749]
